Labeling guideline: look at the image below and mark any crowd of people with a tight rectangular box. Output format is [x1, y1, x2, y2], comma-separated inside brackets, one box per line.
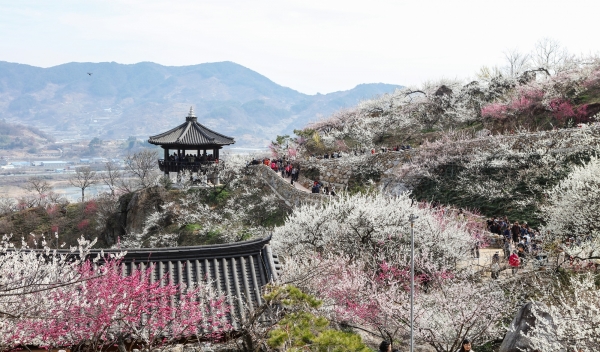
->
[310, 151, 343, 159]
[250, 158, 301, 184]
[307, 144, 414, 159]
[486, 216, 546, 275]
[389, 145, 413, 152]
[253, 157, 341, 196]
[167, 152, 217, 164]
[349, 145, 414, 156]
[310, 180, 336, 195]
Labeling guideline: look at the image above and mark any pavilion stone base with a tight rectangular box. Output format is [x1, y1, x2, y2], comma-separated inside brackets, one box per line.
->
[168, 171, 221, 187]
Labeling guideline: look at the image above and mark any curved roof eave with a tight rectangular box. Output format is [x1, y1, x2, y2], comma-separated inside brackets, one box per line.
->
[148, 121, 235, 146]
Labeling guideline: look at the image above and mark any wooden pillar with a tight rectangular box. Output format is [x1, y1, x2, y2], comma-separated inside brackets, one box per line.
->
[163, 148, 169, 175]
[215, 148, 219, 160]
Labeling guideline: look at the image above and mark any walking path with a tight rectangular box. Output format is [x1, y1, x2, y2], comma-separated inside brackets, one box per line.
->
[278, 173, 311, 193]
[252, 165, 325, 207]
[460, 247, 550, 282]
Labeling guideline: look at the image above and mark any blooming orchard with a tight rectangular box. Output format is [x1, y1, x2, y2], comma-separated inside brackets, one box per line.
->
[273, 193, 510, 351]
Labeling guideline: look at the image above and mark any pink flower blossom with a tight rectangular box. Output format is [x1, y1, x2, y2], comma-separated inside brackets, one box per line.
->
[77, 219, 90, 230]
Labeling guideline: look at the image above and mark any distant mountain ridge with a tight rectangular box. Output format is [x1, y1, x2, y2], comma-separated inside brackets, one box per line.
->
[0, 61, 402, 146]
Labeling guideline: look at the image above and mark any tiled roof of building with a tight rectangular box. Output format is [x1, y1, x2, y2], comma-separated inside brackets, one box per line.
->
[71, 236, 280, 327]
[148, 107, 235, 147]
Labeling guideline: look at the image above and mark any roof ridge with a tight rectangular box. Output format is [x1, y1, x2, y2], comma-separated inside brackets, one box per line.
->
[149, 121, 188, 140]
[40, 236, 274, 254]
[191, 121, 215, 142]
[194, 120, 235, 140]
[177, 121, 195, 142]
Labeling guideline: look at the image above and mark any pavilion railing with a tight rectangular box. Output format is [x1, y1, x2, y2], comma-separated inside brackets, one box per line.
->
[158, 159, 219, 173]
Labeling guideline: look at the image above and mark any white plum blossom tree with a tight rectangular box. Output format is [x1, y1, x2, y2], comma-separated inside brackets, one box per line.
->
[0, 236, 98, 347]
[273, 193, 510, 351]
[541, 156, 600, 264]
[273, 192, 475, 266]
[542, 156, 600, 239]
[526, 273, 600, 352]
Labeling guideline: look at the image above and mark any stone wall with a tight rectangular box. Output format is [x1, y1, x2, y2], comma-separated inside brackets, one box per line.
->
[299, 158, 352, 190]
[296, 151, 413, 192]
[375, 151, 414, 195]
[250, 165, 329, 207]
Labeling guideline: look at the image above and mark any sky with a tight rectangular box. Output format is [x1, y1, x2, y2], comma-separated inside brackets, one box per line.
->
[1, 0, 599, 94]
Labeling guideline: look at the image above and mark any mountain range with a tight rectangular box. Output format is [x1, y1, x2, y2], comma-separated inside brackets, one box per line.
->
[0, 61, 402, 147]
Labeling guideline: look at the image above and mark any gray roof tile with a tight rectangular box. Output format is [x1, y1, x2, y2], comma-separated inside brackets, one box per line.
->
[148, 107, 235, 147]
[51, 236, 278, 327]
[117, 237, 278, 324]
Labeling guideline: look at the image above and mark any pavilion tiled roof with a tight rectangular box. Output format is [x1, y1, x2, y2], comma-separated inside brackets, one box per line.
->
[148, 107, 235, 147]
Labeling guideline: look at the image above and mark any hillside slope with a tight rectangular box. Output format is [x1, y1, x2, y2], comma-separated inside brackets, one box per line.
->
[0, 120, 53, 153]
[292, 61, 600, 225]
[0, 61, 402, 146]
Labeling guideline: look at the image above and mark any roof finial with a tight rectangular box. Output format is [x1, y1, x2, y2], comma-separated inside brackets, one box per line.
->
[188, 106, 196, 118]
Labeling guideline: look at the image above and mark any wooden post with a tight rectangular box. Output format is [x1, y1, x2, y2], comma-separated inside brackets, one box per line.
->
[163, 148, 169, 175]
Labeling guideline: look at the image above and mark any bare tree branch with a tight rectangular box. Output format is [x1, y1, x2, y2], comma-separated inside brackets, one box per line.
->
[69, 166, 97, 202]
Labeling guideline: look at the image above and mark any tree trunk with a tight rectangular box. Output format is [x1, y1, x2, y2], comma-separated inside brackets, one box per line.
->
[117, 335, 128, 352]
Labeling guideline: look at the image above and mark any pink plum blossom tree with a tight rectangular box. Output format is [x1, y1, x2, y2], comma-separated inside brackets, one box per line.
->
[14, 259, 229, 351]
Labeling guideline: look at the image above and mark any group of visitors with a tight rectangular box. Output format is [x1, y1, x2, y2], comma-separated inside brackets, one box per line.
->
[310, 151, 343, 159]
[351, 144, 413, 156]
[486, 217, 545, 275]
[378, 145, 413, 153]
[255, 156, 343, 196]
[168, 152, 216, 163]
[306, 144, 414, 159]
[310, 180, 336, 195]
[252, 158, 301, 184]
[378, 145, 414, 154]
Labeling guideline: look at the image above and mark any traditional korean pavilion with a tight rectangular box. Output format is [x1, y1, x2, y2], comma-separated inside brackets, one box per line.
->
[148, 107, 235, 175]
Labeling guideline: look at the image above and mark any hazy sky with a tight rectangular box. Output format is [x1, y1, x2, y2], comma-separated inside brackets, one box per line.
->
[1, 0, 598, 94]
